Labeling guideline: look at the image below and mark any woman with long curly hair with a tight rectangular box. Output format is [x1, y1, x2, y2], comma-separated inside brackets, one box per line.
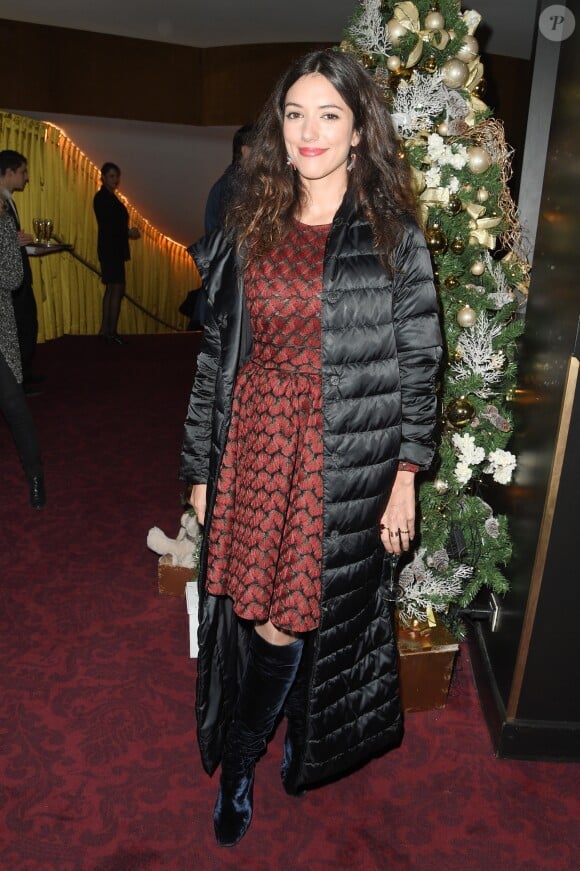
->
[180, 48, 442, 846]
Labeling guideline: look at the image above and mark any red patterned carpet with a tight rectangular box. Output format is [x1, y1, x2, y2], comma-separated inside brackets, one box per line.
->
[0, 335, 578, 871]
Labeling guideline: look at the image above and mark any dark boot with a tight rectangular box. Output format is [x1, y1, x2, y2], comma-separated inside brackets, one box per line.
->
[281, 663, 308, 797]
[214, 631, 303, 847]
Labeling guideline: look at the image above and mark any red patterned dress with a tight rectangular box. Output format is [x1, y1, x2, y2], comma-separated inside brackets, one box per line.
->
[205, 221, 329, 632]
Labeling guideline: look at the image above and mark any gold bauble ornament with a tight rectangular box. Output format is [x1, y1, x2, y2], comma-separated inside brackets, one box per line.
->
[339, 39, 355, 54]
[446, 194, 463, 215]
[457, 304, 477, 327]
[388, 66, 412, 89]
[444, 274, 460, 289]
[425, 224, 448, 255]
[470, 260, 485, 276]
[422, 55, 438, 74]
[451, 346, 464, 363]
[386, 55, 402, 72]
[441, 58, 469, 89]
[450, 237, 466, 255]
[476, 187, 489, 203]
[456, 35, 479, 63]
[386, 18, 406, 47]
[447, 396, 476, 428]
[467, 146, 492, 174]
[437, 120, 449, 136]
[424, 11, 445, 30]
[473, 78, 487, 97]
[360, 52, 377, 71]
[434, 478, 450, 494]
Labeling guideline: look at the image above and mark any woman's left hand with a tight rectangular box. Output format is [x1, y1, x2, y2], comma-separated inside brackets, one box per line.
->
[380, 470, 416, 556]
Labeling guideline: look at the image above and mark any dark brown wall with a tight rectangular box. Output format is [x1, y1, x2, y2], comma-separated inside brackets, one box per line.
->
[0, 18, 327, 125]
[1, 18, 531, 137]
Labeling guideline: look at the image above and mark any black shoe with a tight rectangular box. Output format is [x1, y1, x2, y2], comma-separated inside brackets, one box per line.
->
[29, 475, 46, 509]
[98, 333, 126, 345]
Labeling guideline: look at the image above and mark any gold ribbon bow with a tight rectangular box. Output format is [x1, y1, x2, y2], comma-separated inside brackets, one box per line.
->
[468, 214, 502, 249]
[391, 2, 449, 68]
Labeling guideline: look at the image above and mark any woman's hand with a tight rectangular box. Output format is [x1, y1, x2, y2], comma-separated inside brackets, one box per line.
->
[380, 471, 416, 556]
[189, 483, 207, 527]
[18, 231, 34, 246]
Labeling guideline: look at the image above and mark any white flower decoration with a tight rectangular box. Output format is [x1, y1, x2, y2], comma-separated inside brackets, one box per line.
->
[493, 465, 514, 485]
[427, 133, 447, 161]
[447, 146, 469, 169]
[425, 166, 441, 187]
[455, 461, 473, 485]
[452, 432, 486, 466]
[485, 448, 517, 484]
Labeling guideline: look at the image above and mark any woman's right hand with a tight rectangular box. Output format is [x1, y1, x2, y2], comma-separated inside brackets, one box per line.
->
[189, 483, 207, 526]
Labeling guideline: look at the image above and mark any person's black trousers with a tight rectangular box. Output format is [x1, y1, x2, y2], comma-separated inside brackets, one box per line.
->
[12, 281, 39, 382]
[0, 353, 42, 478]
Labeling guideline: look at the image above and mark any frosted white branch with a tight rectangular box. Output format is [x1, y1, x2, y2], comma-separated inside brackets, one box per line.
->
[347, 0, 392, 55]
[397, 549, 472, 624]
[391, 72, 448, 136]
[451, 312, 504, 397]
[447, 90, 470, 122]
[483, 251, 514, 309]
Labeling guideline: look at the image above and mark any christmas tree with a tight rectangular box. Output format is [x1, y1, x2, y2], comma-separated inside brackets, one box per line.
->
[341, 0, 530, 632]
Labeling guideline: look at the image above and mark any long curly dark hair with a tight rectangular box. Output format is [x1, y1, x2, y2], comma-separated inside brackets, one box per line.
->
[226, 49, 417, 266]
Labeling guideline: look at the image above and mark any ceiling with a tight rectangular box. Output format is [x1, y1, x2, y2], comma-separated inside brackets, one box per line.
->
[3, 0, 536, 58]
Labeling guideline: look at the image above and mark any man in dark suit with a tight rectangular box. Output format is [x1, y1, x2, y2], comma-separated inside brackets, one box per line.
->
[93, 162, 140, 343]
[180, 125, 255, 330]
[0, 150, 40, 395]
[204, 124, 255, 236]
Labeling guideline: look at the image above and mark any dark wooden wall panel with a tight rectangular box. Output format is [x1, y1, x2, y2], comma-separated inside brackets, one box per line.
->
[0, 19, 203, 123]
[200, 43, 328, 125]
[0, 19, 325, 125]
[1, 19, 531, 144]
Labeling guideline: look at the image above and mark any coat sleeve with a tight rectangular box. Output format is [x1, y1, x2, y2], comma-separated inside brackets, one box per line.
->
[392, 221, 443, 469]
[0, 215, 23, 291]
[178, 237, 222, 484]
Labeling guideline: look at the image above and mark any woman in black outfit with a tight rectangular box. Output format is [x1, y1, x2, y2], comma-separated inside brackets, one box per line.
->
[93, 162, 140, 344]
[180, 49, 442, 847]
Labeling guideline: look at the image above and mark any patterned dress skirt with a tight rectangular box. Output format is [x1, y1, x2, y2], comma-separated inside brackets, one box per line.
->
[205, 221, 330, 632]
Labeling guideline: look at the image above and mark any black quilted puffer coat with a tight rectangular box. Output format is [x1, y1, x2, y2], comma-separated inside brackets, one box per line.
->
[180, 195, 442, 790]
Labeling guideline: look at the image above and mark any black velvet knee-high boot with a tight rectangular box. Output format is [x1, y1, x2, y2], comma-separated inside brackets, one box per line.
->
[214, 631, 304, 847]
[280, 663, 308, 797]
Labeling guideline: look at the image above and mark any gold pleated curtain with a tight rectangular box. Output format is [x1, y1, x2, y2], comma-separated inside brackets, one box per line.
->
[0, 111, 200, 341]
